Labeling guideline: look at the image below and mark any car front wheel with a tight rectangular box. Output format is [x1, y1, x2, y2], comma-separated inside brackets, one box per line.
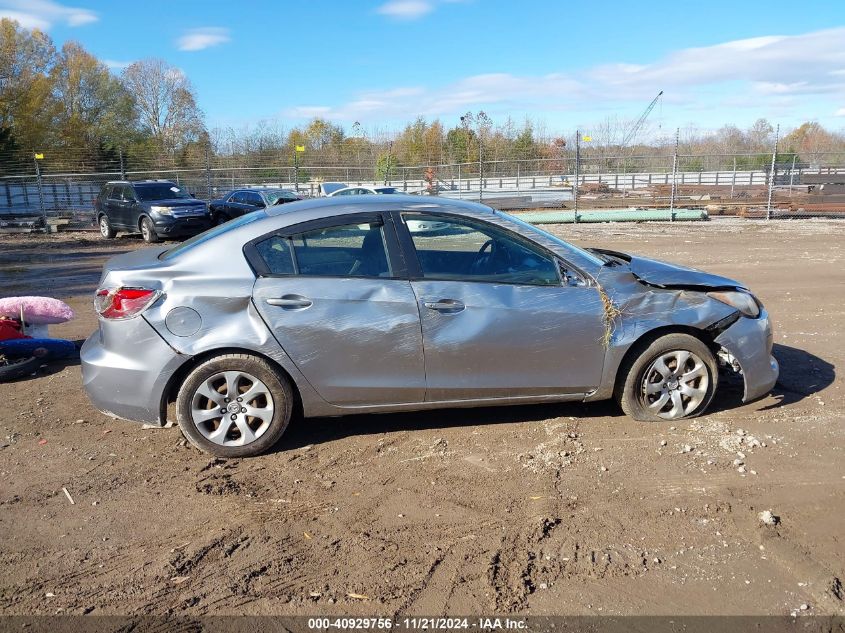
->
[99, 215, 116, 239]
[175, 353, 293, 457]
[140, 216, 160, 243]
[617, 333, 718, 422]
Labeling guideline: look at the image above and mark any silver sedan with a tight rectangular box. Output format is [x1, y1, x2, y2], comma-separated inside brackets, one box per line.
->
[81, 196, 778, 457]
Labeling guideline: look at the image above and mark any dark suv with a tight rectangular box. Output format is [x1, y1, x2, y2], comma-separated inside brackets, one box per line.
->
[95, 180, 212, 242]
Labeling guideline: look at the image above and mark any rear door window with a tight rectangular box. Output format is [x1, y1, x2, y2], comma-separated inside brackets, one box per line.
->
[255, 221, 391, 278]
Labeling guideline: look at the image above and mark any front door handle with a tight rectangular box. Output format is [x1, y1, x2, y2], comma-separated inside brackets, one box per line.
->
[423, 299, 465, 313]
[266, 295, 312, 309]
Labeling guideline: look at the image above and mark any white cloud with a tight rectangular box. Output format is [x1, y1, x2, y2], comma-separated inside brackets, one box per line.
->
[0, 0, 97, 29]
[176, 27, 230, 52]
[835, 108, 845, 117]
[376, 0, 434, 19]
[103, 59, 131, 70]
[284, 27, 845, 125]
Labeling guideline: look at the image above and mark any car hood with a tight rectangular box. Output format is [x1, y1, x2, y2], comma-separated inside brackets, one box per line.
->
[592, 248, 743, 290]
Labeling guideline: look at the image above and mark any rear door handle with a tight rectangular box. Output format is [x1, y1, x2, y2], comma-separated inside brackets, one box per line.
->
[423, 299, 465, 313]
[266, 295, 312, 309]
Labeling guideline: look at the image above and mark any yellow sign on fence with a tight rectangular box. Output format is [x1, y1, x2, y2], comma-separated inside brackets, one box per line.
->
[34, 153, 44, 159]
[582, 136, 592, 142]
[295, 145, 305, 152]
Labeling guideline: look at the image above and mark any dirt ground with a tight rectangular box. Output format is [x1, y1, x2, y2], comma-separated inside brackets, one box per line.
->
[0, 219, 843, 617]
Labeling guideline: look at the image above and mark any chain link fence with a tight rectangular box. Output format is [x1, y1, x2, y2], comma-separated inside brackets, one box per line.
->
[2, 144, 844, 230]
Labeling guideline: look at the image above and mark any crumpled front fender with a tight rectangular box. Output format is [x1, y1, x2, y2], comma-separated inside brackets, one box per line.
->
[714, 309, 779, 402]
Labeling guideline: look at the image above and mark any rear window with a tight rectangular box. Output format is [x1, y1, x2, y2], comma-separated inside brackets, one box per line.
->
[135, 183, 193, 201]
[160, 211, 265, 261]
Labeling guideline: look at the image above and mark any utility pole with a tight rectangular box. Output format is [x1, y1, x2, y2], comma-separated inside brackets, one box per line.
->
[766, 124, 780, 220]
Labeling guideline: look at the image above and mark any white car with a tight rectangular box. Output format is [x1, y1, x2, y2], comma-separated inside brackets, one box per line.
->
[318, 182, 348, 197]
[327, 185, 401, 197]
[330, 186, 447, 233]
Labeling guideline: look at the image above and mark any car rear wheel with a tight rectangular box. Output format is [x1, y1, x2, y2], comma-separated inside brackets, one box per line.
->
[616, 333, 718, 422]
[140, 216, 160, 243]
[99, 215, 116, 239]
[176, 353, 293, 457]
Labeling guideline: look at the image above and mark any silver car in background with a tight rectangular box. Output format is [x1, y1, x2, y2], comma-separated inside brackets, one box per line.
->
[81, 195, 778, 457]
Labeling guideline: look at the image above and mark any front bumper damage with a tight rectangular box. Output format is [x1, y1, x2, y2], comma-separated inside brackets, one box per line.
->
[714, 308, 778, 402]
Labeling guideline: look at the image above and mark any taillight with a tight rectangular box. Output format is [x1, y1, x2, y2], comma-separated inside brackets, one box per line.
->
[94, 287, 159, 320]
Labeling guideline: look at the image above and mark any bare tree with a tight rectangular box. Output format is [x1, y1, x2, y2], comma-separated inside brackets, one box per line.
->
[122, 58, 204, 152]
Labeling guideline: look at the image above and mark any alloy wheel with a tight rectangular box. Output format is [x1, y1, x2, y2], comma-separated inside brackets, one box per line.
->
[641, 350, 710, 420]
[190, 370, 275, 446]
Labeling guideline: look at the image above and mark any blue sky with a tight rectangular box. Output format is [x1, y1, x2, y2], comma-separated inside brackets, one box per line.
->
[3, 0, 845, 137]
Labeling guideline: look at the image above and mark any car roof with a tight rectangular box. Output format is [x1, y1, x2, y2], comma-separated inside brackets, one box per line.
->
[265, 194, 493, 219]
[236, 187, 297, 193]
[104, 180, 177, 186]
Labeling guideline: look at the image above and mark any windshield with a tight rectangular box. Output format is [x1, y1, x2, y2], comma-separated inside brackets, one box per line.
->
[160, 211, 265, 260]
[264, 190, 297, 205]
[321, 182, 346, 195]
[135, 183, 193, 201]
[496, 210, 605, 267]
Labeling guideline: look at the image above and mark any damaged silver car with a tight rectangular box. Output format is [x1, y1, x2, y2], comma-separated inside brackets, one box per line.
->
[81, 196, 778, 457]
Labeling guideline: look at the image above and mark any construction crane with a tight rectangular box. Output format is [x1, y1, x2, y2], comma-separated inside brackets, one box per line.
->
[621, 90, 663, 149]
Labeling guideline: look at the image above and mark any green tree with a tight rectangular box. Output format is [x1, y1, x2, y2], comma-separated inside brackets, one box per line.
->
[375, 152, 398, 180]
[50, 41, 135, 152]
[0, 18, 56, 151]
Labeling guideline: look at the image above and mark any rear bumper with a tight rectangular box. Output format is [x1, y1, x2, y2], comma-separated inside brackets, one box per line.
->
[714, 309, 779, 403]
[81, 317, 189, 425]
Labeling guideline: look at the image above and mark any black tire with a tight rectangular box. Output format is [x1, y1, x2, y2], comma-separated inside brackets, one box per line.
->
[0, 355, 42, 382]
[98, 214, 116, 239]
[214, 212, 230, 226]
[175, 353, 293, 457]
[616, 332, 718, 422]
[140, 216, 160, 243]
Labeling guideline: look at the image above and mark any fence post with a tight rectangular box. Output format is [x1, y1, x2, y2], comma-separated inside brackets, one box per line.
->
[119, 148, 125, 180]
[669, 128, 679, 221]
[457, 163, 462, 199]
[730, 155, 737, 200]
[516, 162, 520, 194]
[788, 154, 797, 197]
[205, 147, 212, 198]
[478, 141, 484, 203]
[766, 124, 779, 221]
[34, 156, 46, 227]
[573, 130, 580, 222]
